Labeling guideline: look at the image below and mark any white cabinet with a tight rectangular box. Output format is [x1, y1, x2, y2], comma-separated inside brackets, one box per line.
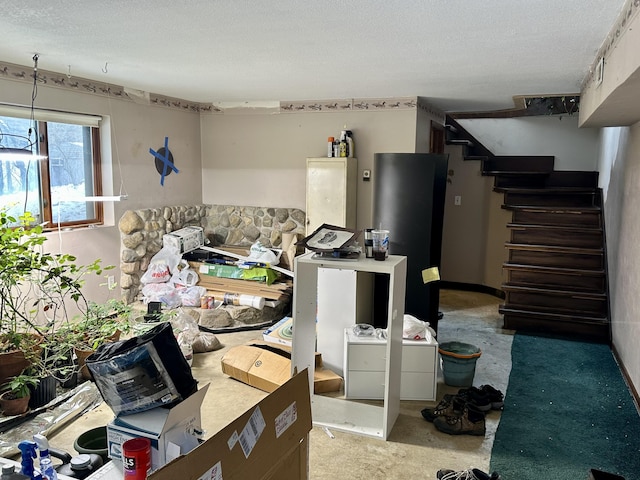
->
[291, 252, 407, 440]
[344, 329, 438, 401]
[305, 157, 357, 235]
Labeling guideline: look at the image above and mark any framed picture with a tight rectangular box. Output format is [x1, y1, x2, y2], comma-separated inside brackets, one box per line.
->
[300, 224, 360, 253]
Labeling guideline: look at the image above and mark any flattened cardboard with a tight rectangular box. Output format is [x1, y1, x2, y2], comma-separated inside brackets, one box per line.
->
[148, 369, 312, 480]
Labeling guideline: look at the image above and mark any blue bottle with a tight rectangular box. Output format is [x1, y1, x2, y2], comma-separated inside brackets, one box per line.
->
[17, 441, 41, 480]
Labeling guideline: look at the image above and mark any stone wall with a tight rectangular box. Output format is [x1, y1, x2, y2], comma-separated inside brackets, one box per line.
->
[118, 204, 306, 303]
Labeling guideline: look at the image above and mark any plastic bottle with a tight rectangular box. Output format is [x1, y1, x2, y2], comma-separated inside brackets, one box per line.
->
[327, 137, 334, 157]
[1, 464, 30, 480]
[33, 435, 57, 480]
[339, 135, 347, 157]
[17, 441, 41, 480]
[345, 130, 354, 158]
[332, 140, 339, 157]
[55, 454, 103, 479]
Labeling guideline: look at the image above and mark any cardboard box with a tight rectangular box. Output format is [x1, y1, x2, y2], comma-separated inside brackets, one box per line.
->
[148, 370, 312, 480]
[107, 384, 209, 471]
[221, 343, 342, 394]
[163, 226, 205, 254]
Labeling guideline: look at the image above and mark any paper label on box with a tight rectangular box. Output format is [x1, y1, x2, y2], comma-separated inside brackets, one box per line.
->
[274, 401, 298, 438]
[198, 461, 223, 480]
[227, 431, 238, 450]
[238, 407, 266, 458]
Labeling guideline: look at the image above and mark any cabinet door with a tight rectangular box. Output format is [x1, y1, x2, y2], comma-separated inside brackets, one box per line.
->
[305, 158, 357, 235]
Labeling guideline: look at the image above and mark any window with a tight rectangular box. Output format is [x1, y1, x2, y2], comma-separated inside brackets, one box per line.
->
[0, 107, 103, 228]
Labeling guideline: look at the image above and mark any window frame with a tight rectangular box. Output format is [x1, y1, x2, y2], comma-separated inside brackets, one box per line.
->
[0, 105, 105, 229]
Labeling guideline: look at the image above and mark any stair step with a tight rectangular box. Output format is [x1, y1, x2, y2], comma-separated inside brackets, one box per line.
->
[506, 243, 603, 255]
[502, 191, 596, 208]
[508, 224, 603, 248]
[500, 307, 609, 342]
[499, 305, 608, 324]
[509, 206, 601, 228]
[503, 263, 606, 293]
[502, 284, 607, 316]
[508, 248, 604, 270]
[494, 171, 599, 189]
[483, 156, 555, 175]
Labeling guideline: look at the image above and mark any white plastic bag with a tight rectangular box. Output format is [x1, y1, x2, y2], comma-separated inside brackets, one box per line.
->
[141, 245, 182, 284]
[171, 309, 201, 366]
[402, 314, 437, 341]
[170, 260, 198, 288]
[141, 283, 182, 308]
[178, 285, 207, 307]
[248, 241, 281, 265]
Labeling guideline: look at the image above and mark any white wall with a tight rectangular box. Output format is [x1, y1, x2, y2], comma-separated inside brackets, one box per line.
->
[200, 108, 418, 230]
[459, 116, 600, 170]
[0, 78, 202, 303]
[598, 123, 640, 392]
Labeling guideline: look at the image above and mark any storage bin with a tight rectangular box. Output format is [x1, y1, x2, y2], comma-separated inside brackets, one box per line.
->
[438, 341, 482, 387]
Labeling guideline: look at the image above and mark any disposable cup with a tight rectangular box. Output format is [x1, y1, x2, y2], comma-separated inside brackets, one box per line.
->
[372, 229, 390, 261]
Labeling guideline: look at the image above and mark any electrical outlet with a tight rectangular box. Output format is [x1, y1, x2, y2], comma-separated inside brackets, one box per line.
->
[454, 196, 462, 206]
[107, 275, 116, 289]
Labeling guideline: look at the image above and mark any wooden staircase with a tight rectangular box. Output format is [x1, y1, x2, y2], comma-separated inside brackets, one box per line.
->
[446, 117, 610, 343]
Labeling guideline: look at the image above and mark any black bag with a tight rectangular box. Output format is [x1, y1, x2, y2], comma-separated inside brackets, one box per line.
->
[86, 322, 197, 416]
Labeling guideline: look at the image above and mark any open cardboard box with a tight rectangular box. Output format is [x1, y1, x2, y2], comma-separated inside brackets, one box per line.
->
[107, 384, 209, 471]
[149, 369, 312, 480]
[221, 342, 342, 394]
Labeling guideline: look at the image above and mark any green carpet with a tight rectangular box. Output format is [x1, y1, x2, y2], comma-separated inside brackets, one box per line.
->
[490, 333, 640, 479]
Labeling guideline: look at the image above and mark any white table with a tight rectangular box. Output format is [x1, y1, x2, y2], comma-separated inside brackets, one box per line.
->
[291, 252, 407, 440]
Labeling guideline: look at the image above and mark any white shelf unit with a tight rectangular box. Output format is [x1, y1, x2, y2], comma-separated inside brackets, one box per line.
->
[291, 252, 407, 440]
[344, 329, 438, 401]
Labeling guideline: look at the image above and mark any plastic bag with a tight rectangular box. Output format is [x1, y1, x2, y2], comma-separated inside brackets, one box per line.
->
[141, 245, 182, 284]
[403, 314, 437, 341]
[248, 241, 281, 265]
[178, 286, 207, 307]
[141, 283, 182, 308]
[171, 309, 201, 366]
[170, 260, 199, 288]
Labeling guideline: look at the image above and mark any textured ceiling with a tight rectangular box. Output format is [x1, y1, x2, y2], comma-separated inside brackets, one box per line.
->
[0, 0, 626, 113]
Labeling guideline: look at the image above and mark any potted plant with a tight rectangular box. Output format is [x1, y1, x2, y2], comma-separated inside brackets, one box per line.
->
[0, 206, 112, 386]
[0, 373, 39, 416]
[69, 298, 135, 380]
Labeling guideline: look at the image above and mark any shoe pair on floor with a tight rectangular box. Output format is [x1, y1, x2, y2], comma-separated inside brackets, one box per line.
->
[421, 385, 504, 436]
[436, 468, 501, 480]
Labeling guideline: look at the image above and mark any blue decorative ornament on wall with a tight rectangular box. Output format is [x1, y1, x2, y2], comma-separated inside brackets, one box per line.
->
[149, 136, 179, 185]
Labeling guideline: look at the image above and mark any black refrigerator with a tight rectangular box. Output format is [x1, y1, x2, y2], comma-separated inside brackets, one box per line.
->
[372, 153, 449, 332]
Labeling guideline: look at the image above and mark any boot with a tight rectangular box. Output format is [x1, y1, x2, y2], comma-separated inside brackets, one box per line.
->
[421, 394, 465, 422]
[433, 403, 486, 436]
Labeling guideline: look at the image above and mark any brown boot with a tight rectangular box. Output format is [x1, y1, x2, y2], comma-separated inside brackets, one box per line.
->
[421, 394, 465, 422]
[433, 403, 486, 436]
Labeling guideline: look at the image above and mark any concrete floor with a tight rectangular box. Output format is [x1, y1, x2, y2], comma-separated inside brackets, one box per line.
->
[47, 289, 514, 479]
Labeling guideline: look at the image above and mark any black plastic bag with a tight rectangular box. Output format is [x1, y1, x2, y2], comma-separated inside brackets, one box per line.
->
[86, 322, 197, 416]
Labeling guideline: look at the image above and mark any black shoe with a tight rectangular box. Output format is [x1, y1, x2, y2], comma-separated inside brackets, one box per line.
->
[421, 394, 465, 422]
[479, 385, 504, 410]
[436, 468, 501, 480]
[456, 386, 491, 412]
[433, 403, 486, 436]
